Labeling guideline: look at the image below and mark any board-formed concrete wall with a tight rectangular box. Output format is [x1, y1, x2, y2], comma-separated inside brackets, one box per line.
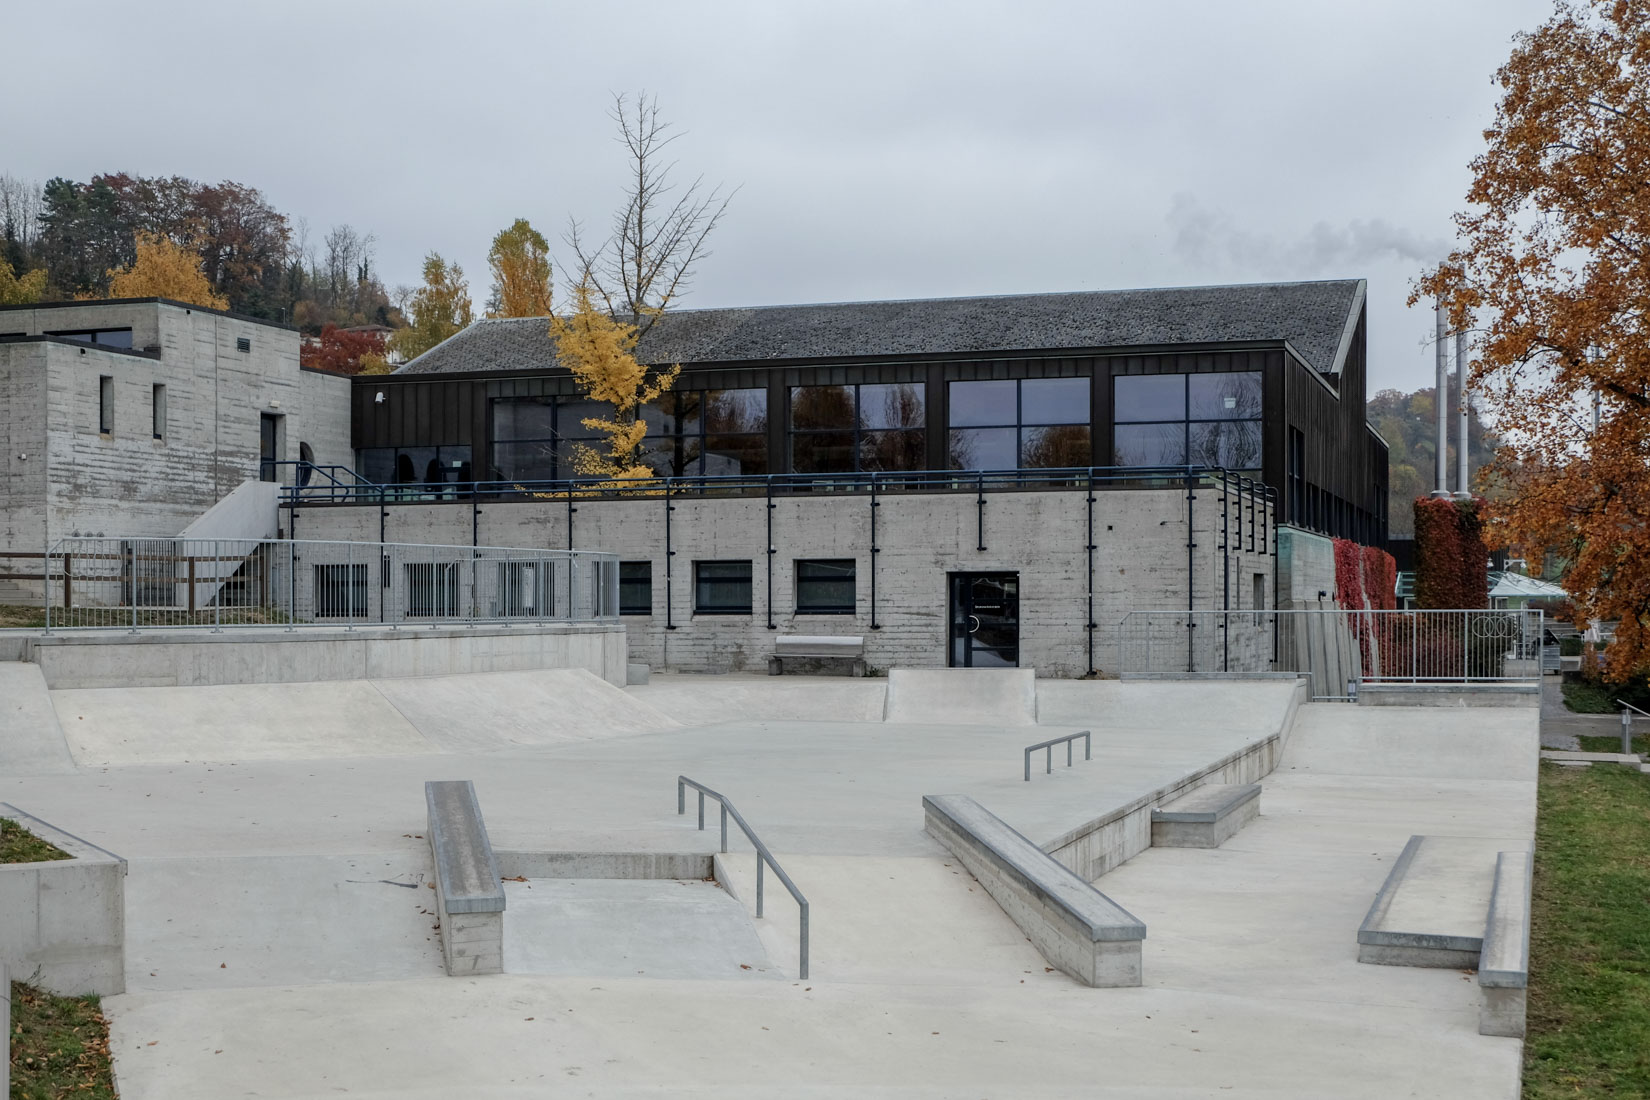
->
[0, 301, 352, 559]
[286, 486, 1275, 676]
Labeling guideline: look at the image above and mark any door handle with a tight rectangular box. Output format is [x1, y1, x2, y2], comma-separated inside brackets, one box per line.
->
[968, 614, 980, 633]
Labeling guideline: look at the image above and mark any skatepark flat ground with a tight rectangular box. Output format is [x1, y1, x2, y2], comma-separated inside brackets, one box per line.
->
[0, 667, 1536, 1098]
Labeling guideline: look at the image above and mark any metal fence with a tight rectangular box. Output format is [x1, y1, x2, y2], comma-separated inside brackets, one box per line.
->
[41, 537, 620, 631]
[1117, 608, 1545, 700]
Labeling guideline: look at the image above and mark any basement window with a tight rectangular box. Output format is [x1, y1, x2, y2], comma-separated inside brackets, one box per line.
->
[152, 383, 167, 439]
[99, 376, 113, 434]
[795, 559, 856, 614]
[313, 563, 369, 618]
[620, 561, 652, 615]
[694, 560, 752, 615]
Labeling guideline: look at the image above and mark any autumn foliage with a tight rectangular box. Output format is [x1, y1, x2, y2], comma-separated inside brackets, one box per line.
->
[1417, 0, 1650, 679]
[106, 232, 229, 310]
[486, 219, 553, 318]
[300, 324, 388, 375]
[1333, 538, 1398, 611]
[1412, 497, 1490, 610]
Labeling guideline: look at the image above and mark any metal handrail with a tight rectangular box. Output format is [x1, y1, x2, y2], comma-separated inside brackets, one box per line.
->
[1024, 730, 1092, 781]
[1618, 699, 1650, 755]
[676, 776, 808, 979]
[1617, 699, 1650, 718]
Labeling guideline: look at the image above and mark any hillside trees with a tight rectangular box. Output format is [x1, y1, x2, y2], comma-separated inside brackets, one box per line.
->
[1366, 385, 1499, 536]
[106, 232, 229, 310]
[1416, 0, 1650, 678]
[388, 253, 472, 363]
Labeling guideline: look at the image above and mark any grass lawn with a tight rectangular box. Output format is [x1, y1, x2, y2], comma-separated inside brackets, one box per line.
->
[0, 604, 46, 629]
[9, 982, 117, 1099]
[0, 818, 70, 864]
[1524, 760, 1650, 1097]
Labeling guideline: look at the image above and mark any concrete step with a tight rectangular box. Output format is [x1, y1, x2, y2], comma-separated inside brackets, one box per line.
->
[1357, 834, 1505, 968]
[1150, 782, 1261, 849]
[1541, 749, 1641, 767]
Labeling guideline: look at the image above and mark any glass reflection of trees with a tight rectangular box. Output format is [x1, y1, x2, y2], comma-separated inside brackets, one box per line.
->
[641, 389, 768, 477]
[789, 383, 925, 473]
[946, 378, 1091, 470]
[1112, 372, 1261, 471]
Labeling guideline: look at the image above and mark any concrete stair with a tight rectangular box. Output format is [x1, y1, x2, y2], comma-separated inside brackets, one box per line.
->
[1150, 783, 1260, 848]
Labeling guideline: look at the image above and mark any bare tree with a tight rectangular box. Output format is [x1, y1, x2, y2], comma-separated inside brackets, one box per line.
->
[0, 174, 43, 256]
[566, 93, 735, 336]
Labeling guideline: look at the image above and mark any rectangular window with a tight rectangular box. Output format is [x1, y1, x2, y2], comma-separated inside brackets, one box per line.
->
[947, 377, 1090, 470]
[1112, 372, 1261, 472]
[620, 561, 652, 615]
[152, 384, 166, 439]
[51, 328, 133, 350]
[796, 558, 856, 614]
[314, 563, 369, 618]
[791, 383, 924, 474]
[495, 560, 550, 617]
[99, 376, 113, 434]
[694, 560, 752, 614]
[1253, 573, 1266, 625]
[405, 562, 461, 617]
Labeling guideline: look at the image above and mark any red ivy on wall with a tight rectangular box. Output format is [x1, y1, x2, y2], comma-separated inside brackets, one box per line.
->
[1333, 536, 1398, 610]
[1413, 496, 1489, 609]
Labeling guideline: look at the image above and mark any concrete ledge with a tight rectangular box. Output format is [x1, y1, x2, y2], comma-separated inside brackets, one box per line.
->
[1151, 783, 1261, 849]
[1479, 849, 1532, 1038]
[1541, 750, 1641, 767]
[426, 780, 504, 977]
[886, 668, 1036, 726]
[1356, 683, 1540, 708]
[923, 794, 1145, 987]
[24, 622, 629, 689]
[494, 851, 713, 881]
[1357, 835, 1488, 968]
[0, 804, 126, 996]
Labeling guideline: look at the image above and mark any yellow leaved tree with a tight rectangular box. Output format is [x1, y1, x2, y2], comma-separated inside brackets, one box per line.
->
[0, 257, 47, 305]
[486, 219, 553, 318]
[548, 279, 678, 483]
[106, 232, 228, 310]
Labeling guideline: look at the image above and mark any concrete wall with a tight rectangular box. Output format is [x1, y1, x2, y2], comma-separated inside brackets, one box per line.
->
[1276, 525, 1337, 608]
[0, 804, 125, 996]
[24, 622, 629, 689]
[0, 302, 343, 562]
[287, 486, 1275, 677]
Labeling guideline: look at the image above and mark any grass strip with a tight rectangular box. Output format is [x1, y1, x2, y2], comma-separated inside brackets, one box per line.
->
[1524, 761, 1650, 1097]
[0, 818, 70, 864]
[9, 981, 117, 1099]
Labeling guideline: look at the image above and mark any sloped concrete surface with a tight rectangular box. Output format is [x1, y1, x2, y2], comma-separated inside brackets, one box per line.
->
[626, 673, 887, 725]
[377, 668, 679, 751]
[884, 667, 1037, 726]
[0, 663, 76, 775]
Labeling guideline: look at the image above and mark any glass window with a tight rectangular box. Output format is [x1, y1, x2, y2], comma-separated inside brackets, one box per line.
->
[619, 561, 652, 615]
[1021, 378, 1089, 425]
[152, 384, 166, 439]
[790, 384, 923, 473]
[98, 376, 113, 433]
[796, 559, 855, 614]
[1189, 372, 1262, 420]
[405, 562, 460, 617]
[1188, 421, 1262, 470]
[1113, 423, 1187, 466]
[947, 378, 1090, 470]
[358, 447, 395, 484]
[791, 386, 854, 431]
[52, 328, 133, 349]
[314, 563, 369, 618]
[792, 430, 855, 474]
[858, 383, 924, 429]
[694, 560, 752, 614]
[491, 396, 556, 440]
[947, 380, 1016, 427]
[1114, 374, 1185, 422]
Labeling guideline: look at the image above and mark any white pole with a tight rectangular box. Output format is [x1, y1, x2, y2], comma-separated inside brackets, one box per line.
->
[1432, 302, 1451, 498]
[1455, 329, 1470, 500]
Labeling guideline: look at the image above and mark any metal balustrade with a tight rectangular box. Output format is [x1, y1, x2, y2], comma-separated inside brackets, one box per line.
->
[1117, 608, 1545, 700]
[1024, 730, 1093, 781]
[40, 537, 619, 631]
[677, 776, 809, 980]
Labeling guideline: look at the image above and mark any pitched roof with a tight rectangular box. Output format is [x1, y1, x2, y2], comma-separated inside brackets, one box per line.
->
[394, 279, 1366, 377]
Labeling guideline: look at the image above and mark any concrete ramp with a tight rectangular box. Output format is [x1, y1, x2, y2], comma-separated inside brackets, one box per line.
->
[625, 676, 886, 725]
[1036, 678, 1305, 735]
[1281, 703, 1539, 782]
[0, 663, 77, 775]
[376, 669, 678, 752]
[883, 668, 1036, 726]
[55, 680, 438, 767]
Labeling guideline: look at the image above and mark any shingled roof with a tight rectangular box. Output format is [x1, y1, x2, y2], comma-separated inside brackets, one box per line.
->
[394, 279, 1366, 377]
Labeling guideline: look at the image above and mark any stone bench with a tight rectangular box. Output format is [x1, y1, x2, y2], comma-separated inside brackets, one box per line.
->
[768, 634, 867, 677]
[1150, 783, 1260, 848]
[425, 780, 506, 976]
[1357, 834, 1502, 968]
[1478, 850, 1532, 1038]
[922, 794, 1145, 987]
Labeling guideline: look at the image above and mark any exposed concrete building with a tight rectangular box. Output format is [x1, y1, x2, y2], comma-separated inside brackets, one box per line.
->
[0, 299, 353, 570]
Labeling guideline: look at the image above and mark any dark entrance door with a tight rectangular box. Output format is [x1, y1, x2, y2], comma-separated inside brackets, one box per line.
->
[259, 413, 280, 482]
[948, 572, 1020, 667]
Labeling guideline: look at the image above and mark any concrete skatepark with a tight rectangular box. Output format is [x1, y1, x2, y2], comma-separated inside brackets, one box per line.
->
[0, 636, 1538, 1098]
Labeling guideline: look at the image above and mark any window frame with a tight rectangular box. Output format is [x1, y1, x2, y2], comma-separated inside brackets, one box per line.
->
[794, 558, 856, 615]
[1112, 371, 1263, 472]
[946, 377, 1091, 471]
[693, 559, 753, 615]
[619, 560, 653, 616]
[152, 383, 166, 440]
[789, 383, 926, 474]
[98, 375, 114, 434]
[313, 563, 370, 619]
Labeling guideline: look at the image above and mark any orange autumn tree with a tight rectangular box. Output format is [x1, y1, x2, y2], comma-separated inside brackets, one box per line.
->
[1417, 0, 1650, 682]
[486, 218, 553, 318]
[548, 279, 678, 481]
[106, 232, 228, 309]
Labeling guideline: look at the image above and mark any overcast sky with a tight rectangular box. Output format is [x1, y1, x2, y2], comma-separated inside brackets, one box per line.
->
[6, 0, 1554, 392]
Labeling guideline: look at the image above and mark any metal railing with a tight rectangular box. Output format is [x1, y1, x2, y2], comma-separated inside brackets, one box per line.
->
[1024, 730, 1092, 781]
[40, 537, 619, 631]
[677, 776, 808, 980]
[1618, 699, 1650, 754]
[1117, 608, 1545, 701]
[279, 462, 1275, 514]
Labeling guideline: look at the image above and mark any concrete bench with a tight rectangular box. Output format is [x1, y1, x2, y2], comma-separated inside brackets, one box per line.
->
[1478, 849, 1532, 1038]
[923, 794, 1145, 987]
[1357, 834, 1501, 968]
[425, 780, 506, 976]
[768, 634, 867, 677]
[1151, 783, 1260, 848]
